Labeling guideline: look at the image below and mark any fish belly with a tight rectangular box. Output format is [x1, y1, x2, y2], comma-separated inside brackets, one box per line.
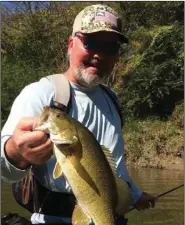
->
[60, 158, 116, 225]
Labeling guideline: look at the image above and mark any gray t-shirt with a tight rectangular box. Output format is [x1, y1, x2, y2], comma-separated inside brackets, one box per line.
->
[1, 77, 142, 203]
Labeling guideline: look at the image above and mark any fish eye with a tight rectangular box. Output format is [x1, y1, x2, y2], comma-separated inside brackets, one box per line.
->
[56, 113, 62, 118]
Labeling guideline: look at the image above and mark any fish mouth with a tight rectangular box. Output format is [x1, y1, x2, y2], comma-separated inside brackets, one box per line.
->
[50, 132, 78, 145]
[52, 139, 73, 145]
[33, 122, 49, 133]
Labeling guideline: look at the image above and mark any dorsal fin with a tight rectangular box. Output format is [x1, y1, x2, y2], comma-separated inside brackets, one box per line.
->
[101, 145, 117, 174]
[101, 145, 132, 213]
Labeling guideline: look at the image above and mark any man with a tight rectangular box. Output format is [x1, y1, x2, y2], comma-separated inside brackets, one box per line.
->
[1, 4, 156, 225]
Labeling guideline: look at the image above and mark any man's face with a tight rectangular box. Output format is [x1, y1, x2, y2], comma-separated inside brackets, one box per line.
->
[68, 31, 120, 88]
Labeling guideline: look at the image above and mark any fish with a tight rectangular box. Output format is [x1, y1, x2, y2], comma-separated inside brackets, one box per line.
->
[34, 106, 132, 225]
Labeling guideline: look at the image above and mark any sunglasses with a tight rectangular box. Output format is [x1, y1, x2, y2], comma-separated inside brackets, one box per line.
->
[75, 33, 120, 56]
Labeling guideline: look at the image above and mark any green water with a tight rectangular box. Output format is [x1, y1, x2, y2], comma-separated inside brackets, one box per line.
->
[2, 168, 184, 225]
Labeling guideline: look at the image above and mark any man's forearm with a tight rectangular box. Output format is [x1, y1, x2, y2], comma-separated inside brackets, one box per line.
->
[129, 179, 143, 204]
[1, 136, 30, 183]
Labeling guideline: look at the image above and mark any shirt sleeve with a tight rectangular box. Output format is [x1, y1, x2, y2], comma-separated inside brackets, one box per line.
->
[1, 78, 54, 183]
[128, 178, 143, 203]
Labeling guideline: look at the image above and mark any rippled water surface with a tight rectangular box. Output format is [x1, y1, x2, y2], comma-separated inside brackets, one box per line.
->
[126, 168, 184, 225]
[2, 168, 184, 224]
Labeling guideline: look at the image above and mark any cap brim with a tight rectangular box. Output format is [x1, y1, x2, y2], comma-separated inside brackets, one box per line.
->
[117, 32, 129, 43]
[79, 28, 128, 43]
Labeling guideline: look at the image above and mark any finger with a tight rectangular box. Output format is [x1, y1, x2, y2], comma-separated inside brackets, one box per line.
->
[150, 200, 156, 208]
[31, 138, 53, 153]
[141, 204, 149, 210]
[17, 117, 41, 131]
[144, 202, 150, 209]
[16, 131, 50, 147]
[147, 199, 157, 209]
[24, 139, 53, 164]
[138, 202, 151, 210]
[148, 202, 152, 209]
[28, 133, 50, 148]
[31, 150, 53, 165]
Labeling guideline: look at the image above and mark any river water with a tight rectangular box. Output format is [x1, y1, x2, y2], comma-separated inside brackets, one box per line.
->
[2, 167, 184, 225]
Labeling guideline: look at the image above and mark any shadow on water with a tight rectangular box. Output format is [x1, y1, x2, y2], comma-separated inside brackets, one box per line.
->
[1, 168, 184, 224]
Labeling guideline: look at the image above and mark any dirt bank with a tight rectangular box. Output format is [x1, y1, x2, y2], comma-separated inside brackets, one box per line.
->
[126, 156, 184, 170]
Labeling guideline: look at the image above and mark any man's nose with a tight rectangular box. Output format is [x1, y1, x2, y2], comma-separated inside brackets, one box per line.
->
[92, 51, 105, 60]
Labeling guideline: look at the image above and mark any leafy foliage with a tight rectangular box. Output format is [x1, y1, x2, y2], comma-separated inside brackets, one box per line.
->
[1, 2, 184, 125]
[114, 25, 184, 119]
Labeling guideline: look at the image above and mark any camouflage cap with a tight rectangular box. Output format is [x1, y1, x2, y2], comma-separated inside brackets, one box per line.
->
[72, 4, 128, 43]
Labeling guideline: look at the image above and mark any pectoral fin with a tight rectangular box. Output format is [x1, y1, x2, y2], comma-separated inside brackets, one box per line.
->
[53, 162, 63, 179]
[115, 176, 132, 215]
[72, 204, 92, 225]
[68, 155, 99, 195]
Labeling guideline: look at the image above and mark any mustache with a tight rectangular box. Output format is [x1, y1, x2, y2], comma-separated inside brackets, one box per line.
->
[83, 58, 101, 68]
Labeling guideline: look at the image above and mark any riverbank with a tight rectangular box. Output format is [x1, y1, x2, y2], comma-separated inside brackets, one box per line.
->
[124, 103, 184, 171]
[126, 156, 184, 170]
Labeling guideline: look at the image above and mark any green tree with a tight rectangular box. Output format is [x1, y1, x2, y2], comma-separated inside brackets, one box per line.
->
[1, 2, 184, 124]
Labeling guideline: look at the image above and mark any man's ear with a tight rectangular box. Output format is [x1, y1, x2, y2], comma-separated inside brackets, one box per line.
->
[68, 36, 73, 55]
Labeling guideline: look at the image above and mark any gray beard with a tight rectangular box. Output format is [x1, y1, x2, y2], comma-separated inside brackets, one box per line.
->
[74, 67, 107, 88]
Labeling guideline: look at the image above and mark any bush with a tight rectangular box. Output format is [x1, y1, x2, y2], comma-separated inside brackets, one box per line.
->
[1, 58, 58, 126]
[114, 25, 183, 119]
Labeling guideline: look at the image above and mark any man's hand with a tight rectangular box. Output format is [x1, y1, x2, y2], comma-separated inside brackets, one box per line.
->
[5, 117, 53, 170]
[134, 192, 157, 211]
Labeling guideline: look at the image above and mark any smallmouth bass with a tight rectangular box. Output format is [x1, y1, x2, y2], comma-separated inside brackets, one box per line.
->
[35, 106, 132, 225]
